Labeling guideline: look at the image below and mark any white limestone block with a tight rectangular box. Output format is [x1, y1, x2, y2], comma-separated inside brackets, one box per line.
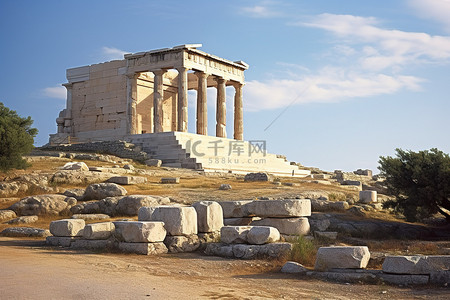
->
[220, 226, 252, 244]
[83, 222, 114, 240]
[192, 201, 224, 233]
[218, 200, 252, 218]
[247, 226, 280, 245]
[251, 217, 310, 236]
[46, 236, 80, 247]
[382, 255, 450, 275]
[118, 242, 168, 255]
[49, 219, 85, 237]
[359, 191, 377, 204]
[281, 261, 308, 274]
[246, 199, 311, 217]
[314, 246, 371, 271]
[113, 221, 166, 243]
[106, 176, 147, 185]
[138, 206, 197, 236]
[61, 162, 89, 171]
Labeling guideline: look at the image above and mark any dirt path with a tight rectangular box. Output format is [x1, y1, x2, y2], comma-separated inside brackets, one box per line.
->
[0, 238, 448, 300]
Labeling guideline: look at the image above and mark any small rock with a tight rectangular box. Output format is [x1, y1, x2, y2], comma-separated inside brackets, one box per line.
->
[161, 177, 180, 184]
[219, 184, 232, 190]
[123, 164, 135, 170]
[244, 172, 273, 182]
[145, 159, 162, 167]
[1, 227, 50, 237]
[281, 261, 308, 274]
[0, 210, 17, 222]
[61, 162, 89, 171]
[83, 183, 127, 200]
[7, 215, 38, 224]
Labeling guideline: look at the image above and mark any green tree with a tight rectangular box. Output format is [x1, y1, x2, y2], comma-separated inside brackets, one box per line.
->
[0, 102, 38, 171]
[379, 148, 450, 223]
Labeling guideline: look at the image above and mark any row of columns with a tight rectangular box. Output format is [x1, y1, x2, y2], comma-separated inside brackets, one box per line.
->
[145, 68, 244, 140]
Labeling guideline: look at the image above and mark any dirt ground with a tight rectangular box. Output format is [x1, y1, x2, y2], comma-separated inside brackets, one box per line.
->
[1, 238, 448, 300]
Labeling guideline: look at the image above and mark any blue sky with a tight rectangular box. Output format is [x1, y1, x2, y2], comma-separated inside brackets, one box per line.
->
[1, 0, 449, 173]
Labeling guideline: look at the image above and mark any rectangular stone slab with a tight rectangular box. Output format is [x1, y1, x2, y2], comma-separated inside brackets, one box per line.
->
[192, 201, 224, 233]
[49, 219, 85, 237]
[314, 246, 370, 271]
[246, 199, 311, 217]
[251, 217, 310, 236]
[113, 221, 166, 243]
[382, 255, 450, 275]
[219, 201, 252, 218]
[138, 206, 197, 236]
[83, 222, 114, 240]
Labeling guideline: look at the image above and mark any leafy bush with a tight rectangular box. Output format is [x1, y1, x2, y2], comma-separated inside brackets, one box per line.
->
[0, 102, 38, 171]
[379, 148, 450, 223]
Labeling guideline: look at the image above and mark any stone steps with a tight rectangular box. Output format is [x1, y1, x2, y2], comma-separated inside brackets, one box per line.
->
[126, 132, 311, 177]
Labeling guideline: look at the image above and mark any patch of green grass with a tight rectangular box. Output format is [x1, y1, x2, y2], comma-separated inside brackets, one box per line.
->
[289, 235, 318, 267]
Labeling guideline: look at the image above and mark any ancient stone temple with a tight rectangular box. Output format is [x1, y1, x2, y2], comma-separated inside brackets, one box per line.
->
[50, 44, 246, 143]
[49, 44, 310, 177]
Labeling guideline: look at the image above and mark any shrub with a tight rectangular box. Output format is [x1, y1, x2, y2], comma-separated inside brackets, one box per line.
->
[290, 235, 317, 266]
[0, 102, 38, 171]
[379, 148, 450, 223]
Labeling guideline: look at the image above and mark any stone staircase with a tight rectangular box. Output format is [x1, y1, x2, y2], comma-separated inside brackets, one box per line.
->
[126, 132, 310, 177]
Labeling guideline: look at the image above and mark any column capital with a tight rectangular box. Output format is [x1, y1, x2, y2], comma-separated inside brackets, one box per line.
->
[151, 69, 167, 76]
[125, 72, 139, 79]
[215, 76, 227, 84]
[62, 82, 73, 89]
[231, 81, 245, 88]
[176, 66, 189, 72]
[195, 70, 208, 78]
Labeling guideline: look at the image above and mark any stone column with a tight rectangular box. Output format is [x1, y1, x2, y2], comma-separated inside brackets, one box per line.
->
[177, 67, 188, 132]
[62, 83, 73, 134]
[196, 71, 208, 135]
[126, 73, 139, 135]
[153, 69, 166, 133]
[215, 77, 227, 138]
[233, 82, 244, 140]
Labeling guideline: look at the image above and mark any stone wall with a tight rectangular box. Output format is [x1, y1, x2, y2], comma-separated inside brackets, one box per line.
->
[40, 140, 148, 162]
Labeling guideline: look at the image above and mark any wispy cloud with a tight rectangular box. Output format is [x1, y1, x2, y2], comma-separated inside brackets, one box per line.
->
[42, 85, 66, 100]
[408, 0, 450, 33]
[244, 70, 422, 111]
[239, 1, 282, 18]
[296, 13, 450, 72]
[101, 46, 128, 61]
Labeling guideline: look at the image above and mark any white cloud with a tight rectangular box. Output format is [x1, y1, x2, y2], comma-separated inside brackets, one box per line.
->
[42, 85, 66, 100]
[297, 13, 450, 72]
[101, 46, 128, 61]
[244, 69, 423, 111]
[239, 1, 282, 18]
[408, 0, 450, 32]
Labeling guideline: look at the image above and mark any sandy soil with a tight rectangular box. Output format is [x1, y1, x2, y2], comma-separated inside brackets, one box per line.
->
[1, 238, 448, 300]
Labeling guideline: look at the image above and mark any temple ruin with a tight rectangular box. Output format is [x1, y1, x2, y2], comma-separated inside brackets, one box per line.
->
[50, 44, 310, 177]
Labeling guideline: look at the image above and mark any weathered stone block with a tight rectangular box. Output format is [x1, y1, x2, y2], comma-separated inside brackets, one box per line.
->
[219, 200, 252, 218]
[224, 217, 254, 226]
[49, 219, 85, 237]
[244, 172, 273, 182]
[71, 239, 114, 250]
[314, 246, 371, 271]
[83, 222, 114, 240]
[46, 236, 80, 247]
[138, 206, 197, 236]
[118, 242, 168, 255]
[145, 159, 162, 167]
[163, 235, 200, 253]
[113, 221, 166, 243]
[61, 162, 89, 171]
[359, 191, 377, 204]
[83, 183, 127, 200]
[382, 255, 450, 275]
[205, 242, 292, 259]
[161, 177, 179, 184]
[246, 199, 311, 217]
[247, 226, 280, 245]
[251, 217, 310, 236]
[7, 215, 38, 224]
[220, 226, 252, 244]
[379, 274, 429, 285]
[314, 231, 338, 241]
[219, 184, 232, 190]
[106, 176, 147, 185]
[1, 227, 50, 238]
[71, 213, 110, 221]
[192, 201, 224, 233]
